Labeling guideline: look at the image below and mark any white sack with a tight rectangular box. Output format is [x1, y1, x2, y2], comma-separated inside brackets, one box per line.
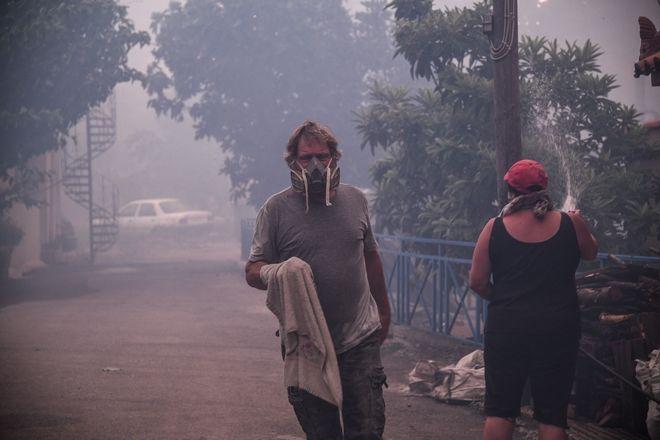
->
[636, 349, 660, 440]
[407, 349, 485, 403]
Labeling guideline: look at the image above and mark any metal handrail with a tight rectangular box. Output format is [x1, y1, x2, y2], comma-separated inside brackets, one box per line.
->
[376, 233, 476, 248]
[241, 220, 660, 345]
[374, 233, 660, 344]
[377, 235, 484, 343]
[376, 233, 660, 264]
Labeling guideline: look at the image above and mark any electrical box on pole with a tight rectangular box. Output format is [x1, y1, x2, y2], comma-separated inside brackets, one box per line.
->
[484, 0, 522, 207]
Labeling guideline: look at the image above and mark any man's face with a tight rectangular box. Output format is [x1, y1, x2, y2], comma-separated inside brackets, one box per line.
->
[296, 136, 332, 169]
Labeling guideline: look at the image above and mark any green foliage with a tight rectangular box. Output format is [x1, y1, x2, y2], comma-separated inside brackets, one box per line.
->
[519, 35, 660, 251]
[390, 1, 491, 81]
[0, 167, 45, 216]
[0, 0, 149, 218]
[355, 81, 496, 239]
[356, 0, 660, 253]
[386, 0, 432, 21]
[0, 1, 149, 176]
[146, 0, 406, 207]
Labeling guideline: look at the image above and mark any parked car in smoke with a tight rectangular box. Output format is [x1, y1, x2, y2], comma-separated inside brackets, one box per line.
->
[117, 198, 213, 231]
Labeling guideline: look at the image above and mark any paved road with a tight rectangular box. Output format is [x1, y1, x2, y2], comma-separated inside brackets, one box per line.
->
[0, 250, 484, 439]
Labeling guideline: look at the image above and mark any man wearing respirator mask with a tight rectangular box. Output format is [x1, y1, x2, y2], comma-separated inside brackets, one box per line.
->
[245, 120, 391, 439]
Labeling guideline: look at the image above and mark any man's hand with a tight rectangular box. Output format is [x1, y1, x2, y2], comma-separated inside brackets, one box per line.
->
[364, 249, 391, 344]
[245, 260, 269, 290]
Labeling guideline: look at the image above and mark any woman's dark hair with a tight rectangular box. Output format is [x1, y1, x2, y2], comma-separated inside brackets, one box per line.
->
[507, 183, 544, 197]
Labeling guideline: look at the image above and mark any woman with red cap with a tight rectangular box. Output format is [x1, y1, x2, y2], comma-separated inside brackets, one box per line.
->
[469, 159, 598, 440]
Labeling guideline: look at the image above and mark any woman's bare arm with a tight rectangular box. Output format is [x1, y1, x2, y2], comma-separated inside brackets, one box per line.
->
[568, 210, 598, 260]
[469, 218, 495, 300]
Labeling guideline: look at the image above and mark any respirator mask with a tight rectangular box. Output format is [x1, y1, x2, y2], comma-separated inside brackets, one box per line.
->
[290, 157, 340, 212]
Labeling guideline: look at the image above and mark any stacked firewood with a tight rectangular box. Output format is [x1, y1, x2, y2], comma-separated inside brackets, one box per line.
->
[573, 256, 660, 433]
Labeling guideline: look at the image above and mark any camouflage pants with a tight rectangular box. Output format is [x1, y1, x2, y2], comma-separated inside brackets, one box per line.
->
[287, 331, 387, 440]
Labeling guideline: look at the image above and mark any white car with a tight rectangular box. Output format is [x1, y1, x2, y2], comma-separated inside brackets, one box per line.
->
[118, 198, 212, 230]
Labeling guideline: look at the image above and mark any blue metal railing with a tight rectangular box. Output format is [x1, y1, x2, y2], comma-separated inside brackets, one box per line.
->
[375, 234, 484, 344]
[593, 253, 660, 267]
[376, 233, 660, 344]
[240, 219, 660, 345]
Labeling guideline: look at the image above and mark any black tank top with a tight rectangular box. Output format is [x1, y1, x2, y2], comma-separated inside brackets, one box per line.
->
[486, 212, 581, 334]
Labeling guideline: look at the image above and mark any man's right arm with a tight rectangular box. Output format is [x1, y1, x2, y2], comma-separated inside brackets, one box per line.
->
[245, 201, 275, 290]
[245, 260, 269, 290]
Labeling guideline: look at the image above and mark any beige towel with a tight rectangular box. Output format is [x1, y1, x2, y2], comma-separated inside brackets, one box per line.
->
[261, 257, 342, 411]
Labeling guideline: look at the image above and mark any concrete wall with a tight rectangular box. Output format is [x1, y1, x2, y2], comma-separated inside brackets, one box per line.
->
[8, 151, 63, 277]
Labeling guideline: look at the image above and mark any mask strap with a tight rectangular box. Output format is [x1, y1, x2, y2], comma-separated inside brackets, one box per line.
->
[301, 165, 310, 213]
[325, 158, 333, 207]
[291, 163, 310, 213]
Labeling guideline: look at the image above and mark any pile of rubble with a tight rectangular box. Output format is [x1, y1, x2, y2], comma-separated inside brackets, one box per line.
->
[574, 256, 660, 435]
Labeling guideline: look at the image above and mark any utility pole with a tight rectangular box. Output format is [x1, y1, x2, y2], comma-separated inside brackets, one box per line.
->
[484, 0, 522, 207]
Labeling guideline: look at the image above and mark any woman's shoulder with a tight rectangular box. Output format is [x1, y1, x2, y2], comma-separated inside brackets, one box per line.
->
[485, 217, 498, 229]
[479, 217, 499, 240]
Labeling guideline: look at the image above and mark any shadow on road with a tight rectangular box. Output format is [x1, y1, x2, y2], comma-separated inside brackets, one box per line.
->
[0, 264, 97, 310]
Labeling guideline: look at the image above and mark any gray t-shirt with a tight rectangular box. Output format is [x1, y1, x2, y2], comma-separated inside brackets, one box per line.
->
[249, 184, 381, 354]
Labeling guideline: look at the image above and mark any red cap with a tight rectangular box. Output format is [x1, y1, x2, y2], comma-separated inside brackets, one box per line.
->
[504, 159, 548, 193]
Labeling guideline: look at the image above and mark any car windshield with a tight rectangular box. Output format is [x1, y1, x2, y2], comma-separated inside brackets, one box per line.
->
[119, 204, 138, 217]
[138, 203, 157, 217]
[159, 200, 188, 213]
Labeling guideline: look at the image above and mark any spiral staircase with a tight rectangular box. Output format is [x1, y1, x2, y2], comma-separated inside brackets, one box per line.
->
[63, 96, 119, 262]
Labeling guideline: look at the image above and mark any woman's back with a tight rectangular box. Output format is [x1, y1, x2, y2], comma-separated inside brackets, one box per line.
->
[501, 209, 561, 243]
[487, 210, 581, 334]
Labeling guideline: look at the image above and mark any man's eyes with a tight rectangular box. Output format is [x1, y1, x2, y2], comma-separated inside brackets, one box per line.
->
[300, 154, 331, 161]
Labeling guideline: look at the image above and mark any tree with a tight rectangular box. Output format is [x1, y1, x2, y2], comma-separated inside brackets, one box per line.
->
[146, 0, 403, 207]
[0, 0, 149, 212]
[353, 1, 409, 85]
[355, 0, 660, 253]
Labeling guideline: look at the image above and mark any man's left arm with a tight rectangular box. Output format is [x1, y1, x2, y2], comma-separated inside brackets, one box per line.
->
[364, 249, 391, 344]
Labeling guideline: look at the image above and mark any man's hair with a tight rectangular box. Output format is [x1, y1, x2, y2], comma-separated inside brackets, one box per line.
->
[284, 120, 342, 164]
